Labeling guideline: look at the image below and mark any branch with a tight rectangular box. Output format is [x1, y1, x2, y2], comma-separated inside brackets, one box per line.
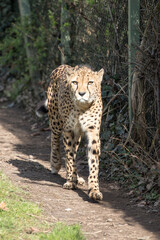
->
[103, 83, 128, 114]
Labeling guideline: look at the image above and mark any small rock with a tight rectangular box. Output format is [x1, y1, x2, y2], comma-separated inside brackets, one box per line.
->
[107, 218, 113, 222]
[65, 208, 72, 211]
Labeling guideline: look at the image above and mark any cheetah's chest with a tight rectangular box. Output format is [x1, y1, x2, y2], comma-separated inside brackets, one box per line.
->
[62, 109, 98, 135]
[63, 110, 81, 133]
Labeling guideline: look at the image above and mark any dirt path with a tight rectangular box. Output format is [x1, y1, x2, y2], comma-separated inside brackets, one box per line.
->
[0, 105, 160, 240]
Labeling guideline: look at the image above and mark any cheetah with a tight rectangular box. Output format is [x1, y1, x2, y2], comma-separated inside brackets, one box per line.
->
[47, 64, 104, 201]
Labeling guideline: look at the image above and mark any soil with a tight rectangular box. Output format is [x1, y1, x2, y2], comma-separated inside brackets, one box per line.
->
[0, 104, 160, 240]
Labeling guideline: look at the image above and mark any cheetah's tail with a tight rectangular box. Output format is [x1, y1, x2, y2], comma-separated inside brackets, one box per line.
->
[36, 99, 48, 118]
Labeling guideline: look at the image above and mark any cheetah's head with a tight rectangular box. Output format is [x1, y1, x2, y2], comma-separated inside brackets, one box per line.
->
[67, 66, 104, 110]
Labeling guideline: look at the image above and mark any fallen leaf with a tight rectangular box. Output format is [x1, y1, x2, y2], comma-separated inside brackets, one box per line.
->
[0, 201, 8, 211]
[154, 199, 160, 207]
[31, 123, 38, 131]
[26, 227, 40, 234]
[146, 182, 153, 191]
[137, 200, 146, 208]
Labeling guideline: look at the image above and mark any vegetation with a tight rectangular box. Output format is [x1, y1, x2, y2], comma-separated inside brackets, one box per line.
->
[39, 224, 85, 240]
[0, 0, 160, 204]
[0, 172, 85, 240]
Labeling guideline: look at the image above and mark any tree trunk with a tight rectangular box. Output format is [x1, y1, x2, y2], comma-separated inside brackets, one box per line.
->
[131, 1, 160, 147]
[60, 1, 71, 64]
[18, 0, 40, 95]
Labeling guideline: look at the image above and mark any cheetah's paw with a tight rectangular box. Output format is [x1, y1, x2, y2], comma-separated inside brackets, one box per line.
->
[63, 181, 77, 190]
[88, 189, 103, 201]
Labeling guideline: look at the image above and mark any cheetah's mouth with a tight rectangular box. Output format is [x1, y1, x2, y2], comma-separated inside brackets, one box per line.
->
[75, 97, 93, 109]
[76, 97, 91, 104]
[78, 98, 87, 103]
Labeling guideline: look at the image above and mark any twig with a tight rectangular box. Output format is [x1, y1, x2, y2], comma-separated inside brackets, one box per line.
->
[129, 138, 158, 165]
[103, 83, 128, 114]
[85, 230, 102, 235]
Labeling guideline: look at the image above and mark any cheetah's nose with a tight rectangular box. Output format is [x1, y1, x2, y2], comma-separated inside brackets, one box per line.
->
[79, 92, 86, 96]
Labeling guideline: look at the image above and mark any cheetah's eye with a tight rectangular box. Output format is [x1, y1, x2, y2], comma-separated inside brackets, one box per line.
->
[72, 81, 78, 85]
[88, 81, 94, 85]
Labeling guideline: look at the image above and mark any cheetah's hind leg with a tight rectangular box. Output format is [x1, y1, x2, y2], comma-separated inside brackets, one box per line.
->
[50, 131, 62, 174]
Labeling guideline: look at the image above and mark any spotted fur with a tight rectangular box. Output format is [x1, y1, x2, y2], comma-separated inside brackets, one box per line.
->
[48, 64, 104, 200]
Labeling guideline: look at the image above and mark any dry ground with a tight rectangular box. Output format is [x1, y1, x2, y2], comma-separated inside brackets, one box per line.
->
[0, 105, 160, 240]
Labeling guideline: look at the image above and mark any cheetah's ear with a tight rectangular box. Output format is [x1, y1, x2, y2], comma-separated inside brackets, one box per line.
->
[65, 67, 75, 78]
[97, 68, 104, 82]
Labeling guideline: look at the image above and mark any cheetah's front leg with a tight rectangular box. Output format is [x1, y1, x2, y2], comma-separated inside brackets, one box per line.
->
[87, 131, 103, 201]
[63, 131, 81, 190]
